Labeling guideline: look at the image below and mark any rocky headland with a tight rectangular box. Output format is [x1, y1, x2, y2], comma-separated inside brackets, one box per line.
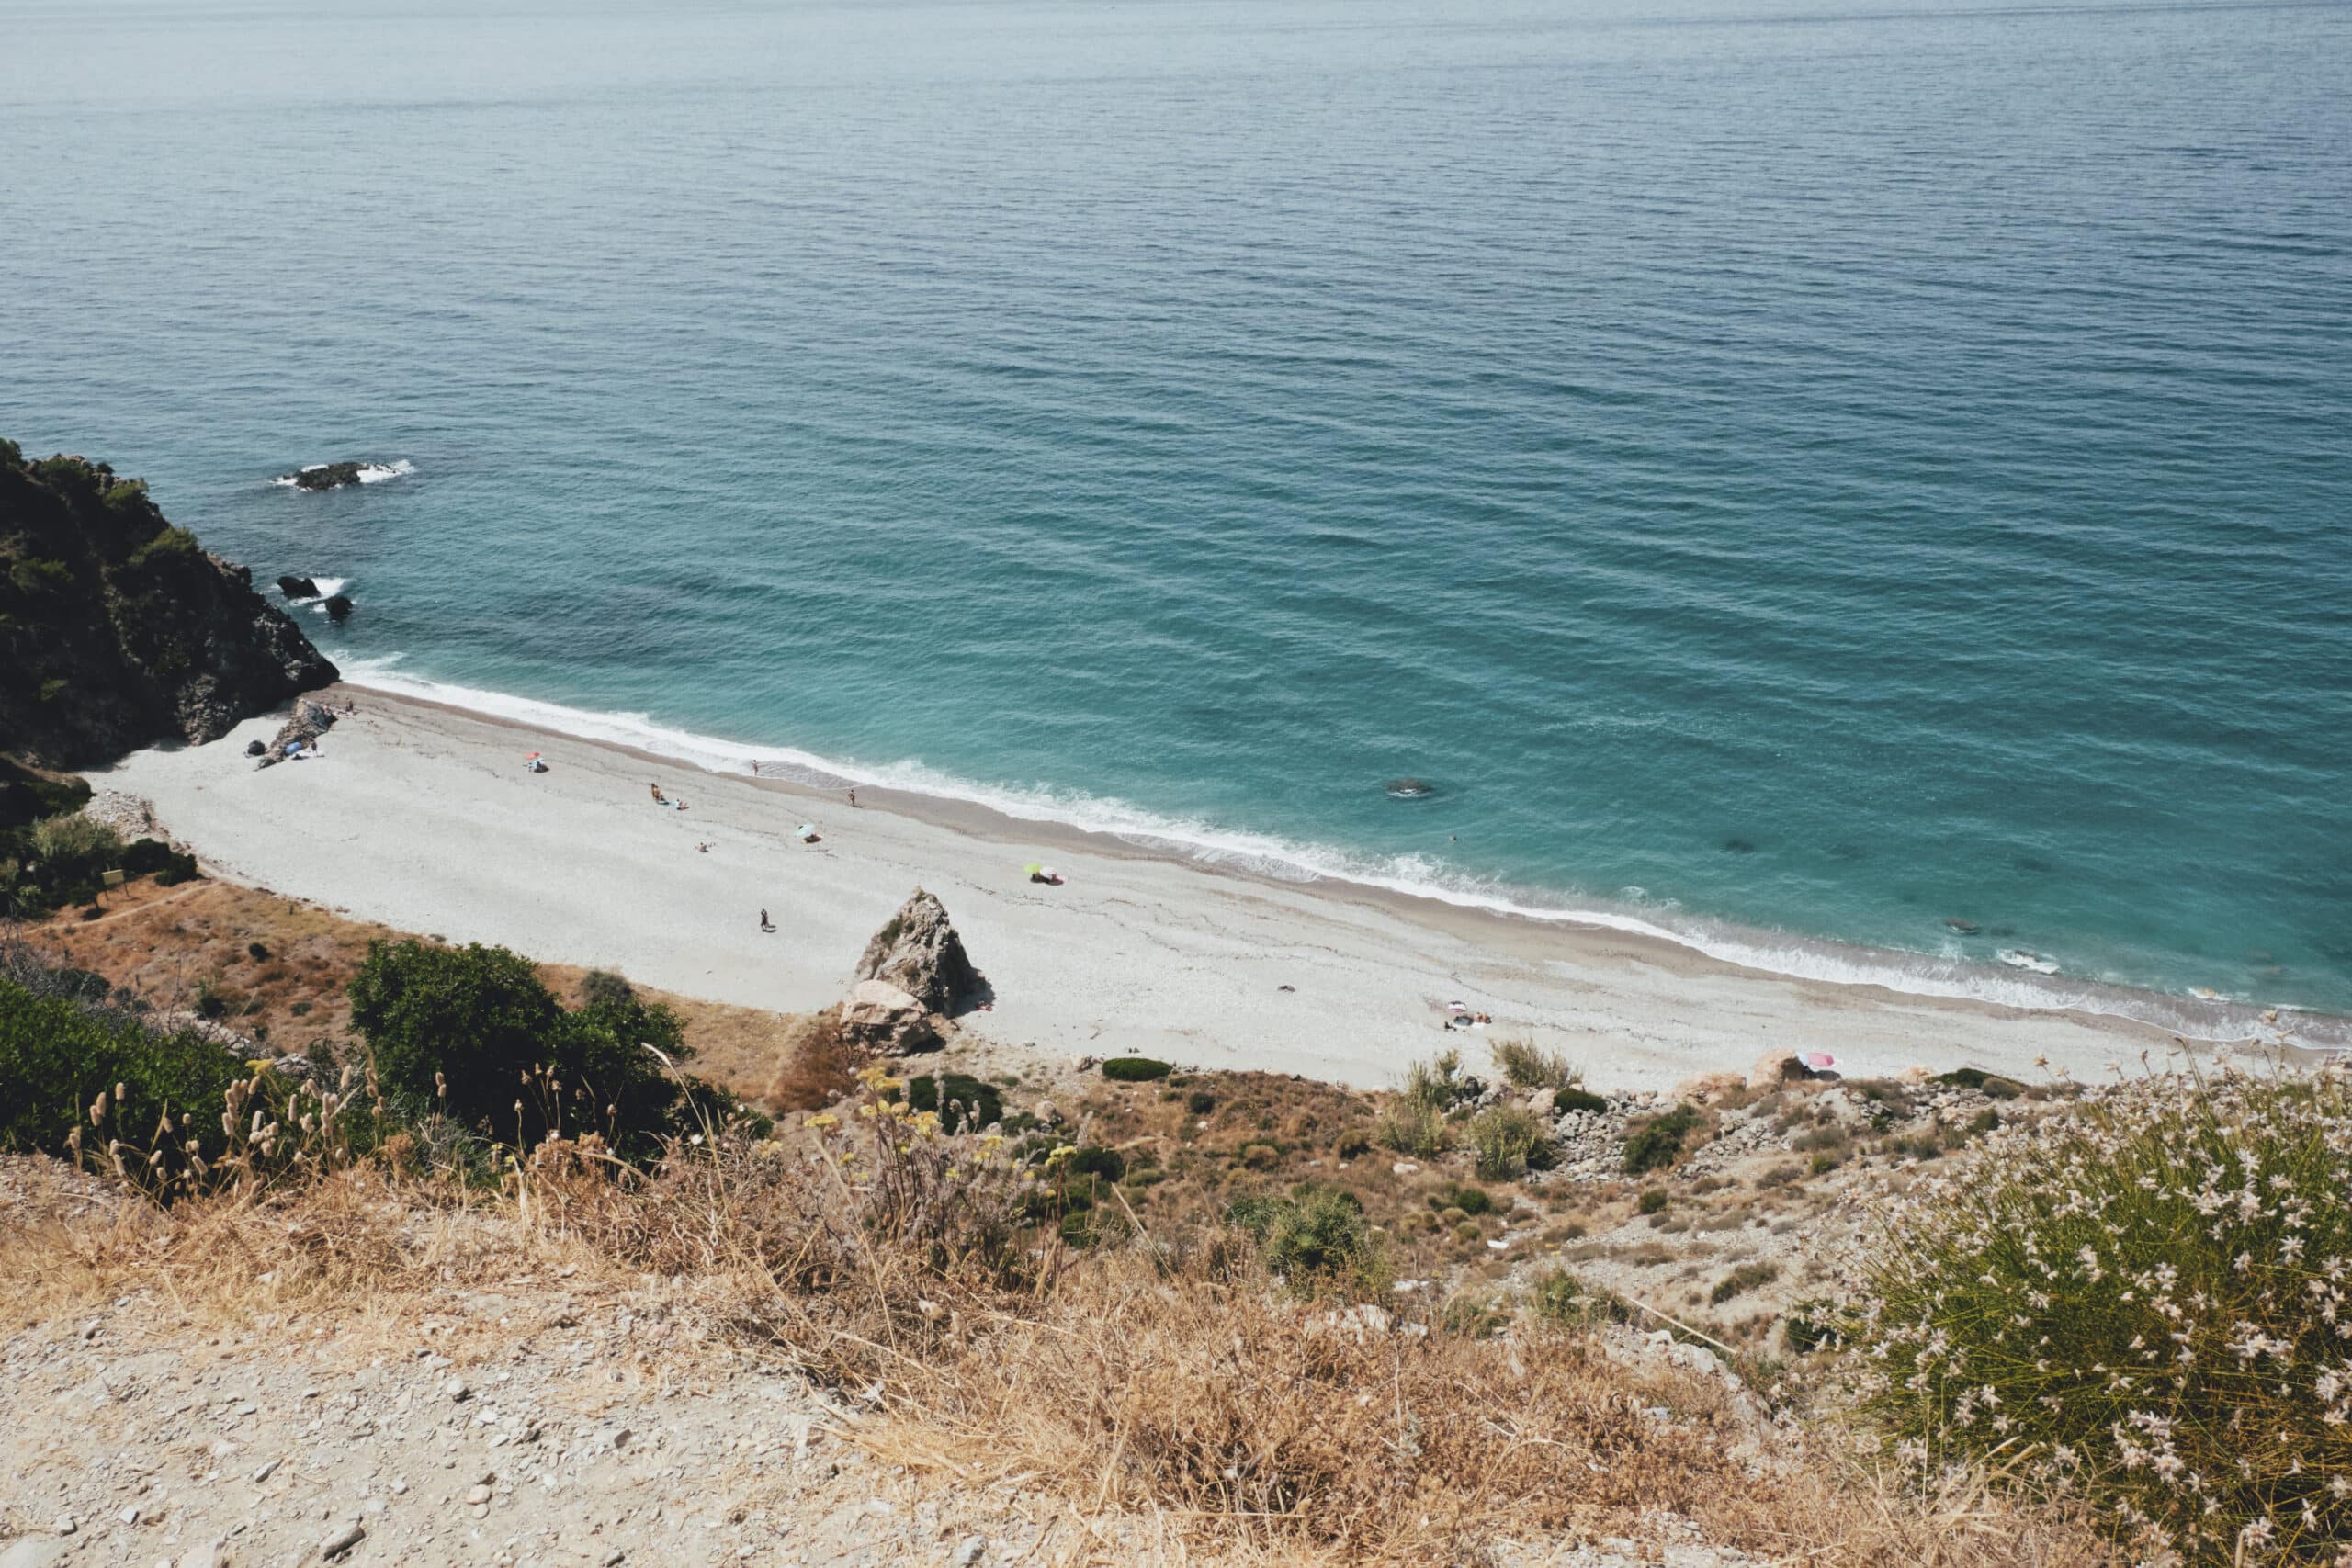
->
[0, 440, 337, 793]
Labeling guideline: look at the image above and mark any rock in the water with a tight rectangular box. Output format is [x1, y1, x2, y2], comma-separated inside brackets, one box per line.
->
[277, 574, 319, 599]
[854, 888, 985, 1014]
[323, 593, 354, 623]
[837, 978, 944, 1055]
[1383, 777, 1434, 799]
[1747, 1049, 1807, 1090]
[280, 462, 367, 491]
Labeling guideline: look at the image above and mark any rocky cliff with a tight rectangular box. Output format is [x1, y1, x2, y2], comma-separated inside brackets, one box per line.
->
[0, 439, 338, 771]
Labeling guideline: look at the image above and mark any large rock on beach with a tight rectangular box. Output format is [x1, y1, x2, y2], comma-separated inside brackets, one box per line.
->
[1747, 1049, 1807, 1090]
[837, 979, 944, 1055]
[854, 888, 986, 1015]
[254, 697, 337, 768]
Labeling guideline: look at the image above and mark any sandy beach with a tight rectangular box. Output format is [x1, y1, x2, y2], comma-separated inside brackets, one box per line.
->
[86, 687, 2188, 1092]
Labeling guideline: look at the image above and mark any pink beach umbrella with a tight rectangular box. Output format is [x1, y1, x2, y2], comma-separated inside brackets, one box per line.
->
[1804, 1053, 1838, 1070]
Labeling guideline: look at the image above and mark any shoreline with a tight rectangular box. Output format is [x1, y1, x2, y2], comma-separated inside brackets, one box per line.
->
[330, 662, 2343, 1054]
[80, 682, 2315, 1093]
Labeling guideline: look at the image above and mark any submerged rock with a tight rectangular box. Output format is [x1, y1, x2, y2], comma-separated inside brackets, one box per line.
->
[278, 462, 368, 491]
[1384, 777, 1435, 799]
[854, 888, 986, 1015]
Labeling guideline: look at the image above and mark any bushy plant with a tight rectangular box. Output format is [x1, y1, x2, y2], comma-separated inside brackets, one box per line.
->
[1623, 1103, 1703, 1174]
[1225, 1187, 1385, 1299]
[1401, 1047, 1481, 1112]
[1468, 1102, 1549, 1179]
[1491, 1036, 1580, 1090]
[1709, 1261, 1777, 1304]
[347, 939, 695, 1153]
[28, 810, 123, 891]
[896, 1069, 1003, 1132]
[1853, 1067, 2352, 1564]
[1101, 1055, 1172, 1082]
[1638, 1188, 1668, 1215]
[1375, 1096, 1450, 1157]
[1553, 1085, 1608, 1116]
[1529, 1268, 1633, 1329]
[0, 974, 243, 1160]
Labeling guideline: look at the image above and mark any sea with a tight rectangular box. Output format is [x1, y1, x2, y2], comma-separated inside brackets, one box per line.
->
[4, 0, 2347, 1044]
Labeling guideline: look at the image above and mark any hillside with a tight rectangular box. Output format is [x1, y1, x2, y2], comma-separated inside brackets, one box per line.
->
[0, 440, 334, 777]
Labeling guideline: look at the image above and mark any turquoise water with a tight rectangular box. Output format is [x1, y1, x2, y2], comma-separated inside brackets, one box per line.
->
[4, 0, 2348, 1037]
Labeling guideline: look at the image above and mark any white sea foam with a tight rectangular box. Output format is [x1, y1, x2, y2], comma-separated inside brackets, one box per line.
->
[332, 659, 2346, 1051]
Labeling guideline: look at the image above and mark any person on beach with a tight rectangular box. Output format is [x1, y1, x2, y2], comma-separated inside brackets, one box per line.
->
[847, 788, 857, 808]
[650, 784, 667, 805]
[759, 908, 775, 932]
[752, 761, 761, 776]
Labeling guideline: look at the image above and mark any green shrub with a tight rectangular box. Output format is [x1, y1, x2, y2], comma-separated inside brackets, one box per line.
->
[1185, 1089, 1216, 1115]
[347, 940, 695, 1154]
[1427, 1180, 1493, 1216]
[1855, 1070, 2352, 1564]
[1467, 1103, 1548, 1179]
[1101, 1056, 1172, 1082]
[1374, 1096, 1449, 1157]
[1224, 1187, 1385, 1299]
[1935, 1066, 2023, 1100]
[1530, 1268, 1632, 1329]
[897, 1069, 1004, 1132]
[126, 525, 198, 570]
[1708, 1261, 1778, 1304]
[1438, 1292, 1510, 1338]
[1623, 1103, 1703, 1174]
[1553, 1085, 1608, 1116]
[1637, 1188, 1668, 1215]
[0, 975, 243, 1161]
[28, 811, 123, 887]
[1400, 1048, 1480, 1112]
[1489, 1036, 1579, 1090]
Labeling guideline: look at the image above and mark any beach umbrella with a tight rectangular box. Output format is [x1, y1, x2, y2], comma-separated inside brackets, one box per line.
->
[525, 751, 540, 761]
[795, 824, 816, 838]
[1023, 863, 1044, 876]
[1805, 1052, 1837, 1070]
[1040, 866, 1059, 881]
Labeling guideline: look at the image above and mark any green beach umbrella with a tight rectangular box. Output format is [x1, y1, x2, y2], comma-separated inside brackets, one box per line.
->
[1023, 863, 1044, 876]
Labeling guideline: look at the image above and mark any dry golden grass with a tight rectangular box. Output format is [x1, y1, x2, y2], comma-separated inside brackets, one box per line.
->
[0, 1127, 2116, 1568]
[765, 1011, 866, 1110]
[32, 881, 795, 1102]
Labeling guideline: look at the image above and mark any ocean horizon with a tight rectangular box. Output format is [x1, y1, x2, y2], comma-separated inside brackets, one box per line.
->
[4, 0, 2347, 1043]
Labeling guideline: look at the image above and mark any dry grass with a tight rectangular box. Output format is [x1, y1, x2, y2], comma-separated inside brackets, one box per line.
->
[766, 1011, 865, 1111]
[31, 881, 794, 1102]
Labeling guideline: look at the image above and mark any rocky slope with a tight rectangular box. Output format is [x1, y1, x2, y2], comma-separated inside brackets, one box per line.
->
[0, 441, 336, 773]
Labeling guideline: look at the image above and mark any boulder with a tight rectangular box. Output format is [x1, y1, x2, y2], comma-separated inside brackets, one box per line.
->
[1747, 1049, 1807, 1090]
[854, 888, 985, 1015]
[280, 462, 368, 491]
[323, 593, 354, 623]
[277, 574, 319, 599]
[837, 979, 944, 1055]
[254, 697, 337, 768]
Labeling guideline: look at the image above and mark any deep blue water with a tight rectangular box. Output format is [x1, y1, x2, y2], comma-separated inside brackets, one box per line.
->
[4, 0, 2348, 1033]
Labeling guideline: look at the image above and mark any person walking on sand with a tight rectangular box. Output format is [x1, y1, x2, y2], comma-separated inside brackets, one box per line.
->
[752, 760, 762, 777]
[848, 788, 857, 808]
[759, 908, 774, 932]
